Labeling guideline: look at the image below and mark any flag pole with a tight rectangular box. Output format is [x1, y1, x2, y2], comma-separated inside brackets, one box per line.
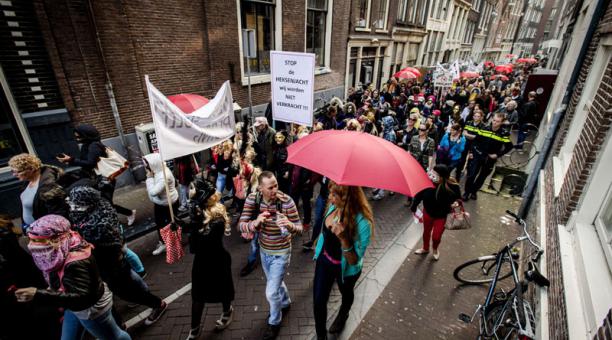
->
[146, 75, 176, 225]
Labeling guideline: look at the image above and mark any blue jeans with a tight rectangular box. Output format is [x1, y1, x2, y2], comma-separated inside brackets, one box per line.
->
[247, 233, 260, 264]
[61, 308, 131, 340]
[310, 194, 327, 242]
[124, 247, 145, 274]
[516, 123, 528, 148]
[260, 252, 291, 326]
[216, 173, 227, 194]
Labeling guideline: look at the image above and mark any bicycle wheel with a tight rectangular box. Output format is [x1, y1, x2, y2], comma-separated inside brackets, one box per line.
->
[482, 299, 519, 340]
[453, 255, 514, 284]
[510, 141, 537, 167]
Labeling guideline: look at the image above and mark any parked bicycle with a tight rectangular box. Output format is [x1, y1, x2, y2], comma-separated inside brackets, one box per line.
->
[454, 211, 549, 340]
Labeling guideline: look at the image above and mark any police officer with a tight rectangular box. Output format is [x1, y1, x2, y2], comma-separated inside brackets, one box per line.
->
[463, 112, 513, 200]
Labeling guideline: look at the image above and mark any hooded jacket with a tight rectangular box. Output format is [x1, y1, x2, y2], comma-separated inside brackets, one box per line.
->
[144, 153, 179, 206]
[69, 124, 106, 177]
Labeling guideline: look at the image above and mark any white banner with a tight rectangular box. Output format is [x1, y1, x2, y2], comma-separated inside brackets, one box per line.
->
[270, 51, 315, 127]
[145, 77, 235, 161]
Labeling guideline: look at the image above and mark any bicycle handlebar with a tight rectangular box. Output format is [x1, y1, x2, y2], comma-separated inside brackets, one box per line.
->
[505, 210, 542, 259]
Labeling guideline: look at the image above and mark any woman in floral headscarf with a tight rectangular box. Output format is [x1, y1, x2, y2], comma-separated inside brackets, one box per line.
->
[14, 215, 131, 340]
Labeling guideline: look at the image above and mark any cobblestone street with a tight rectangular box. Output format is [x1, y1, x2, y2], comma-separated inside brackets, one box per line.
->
[112, 185, 520, 340]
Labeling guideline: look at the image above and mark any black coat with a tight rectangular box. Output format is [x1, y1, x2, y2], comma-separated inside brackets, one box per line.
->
[70, 124, 106, 178]
[34, 256, 105, 312]
[22, 165, 69, 221]
[0, 231, 63, 340]
[411, 183, 462, 219]
[190, 217, 234, 303]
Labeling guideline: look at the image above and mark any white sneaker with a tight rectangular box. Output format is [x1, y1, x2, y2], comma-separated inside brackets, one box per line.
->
[127, 210, 136, 226]
[433, 250, 440, 260]
[152, 242, 166, 256]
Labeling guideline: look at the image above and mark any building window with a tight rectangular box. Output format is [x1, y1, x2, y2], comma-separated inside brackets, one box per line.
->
[376, 47, 386, 89]
[241, 0, 276, 75]
[0, 91, 28, 168]
[356, 0, 370, 28]
[348, 47, 359, 89]
[360, 47, 377, 86]
[373, 0, 388, 29]
[306, 0, 328, 67]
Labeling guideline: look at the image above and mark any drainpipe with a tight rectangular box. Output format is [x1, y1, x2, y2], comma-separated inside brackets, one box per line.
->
[86, 0, 133, 174]
[517, 0, 608, 219]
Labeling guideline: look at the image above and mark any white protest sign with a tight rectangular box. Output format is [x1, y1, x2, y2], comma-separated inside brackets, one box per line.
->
[433, 65, 453, 89]
[270, 51, 315, 127]
[146, 76, 235, 161]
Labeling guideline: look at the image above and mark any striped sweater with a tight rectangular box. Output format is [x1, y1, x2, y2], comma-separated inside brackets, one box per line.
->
[238, 191, 302, 255]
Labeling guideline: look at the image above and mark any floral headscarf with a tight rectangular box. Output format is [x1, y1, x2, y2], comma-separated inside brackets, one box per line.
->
[27, 214, 91, 285]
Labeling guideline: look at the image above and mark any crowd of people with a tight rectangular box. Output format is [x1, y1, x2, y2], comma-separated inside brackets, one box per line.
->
[0, 59, 542, 340]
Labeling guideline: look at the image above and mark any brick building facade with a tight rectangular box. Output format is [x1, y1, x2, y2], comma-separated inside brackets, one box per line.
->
[530, 0, 612, 338]
[0, 0, 350, 216]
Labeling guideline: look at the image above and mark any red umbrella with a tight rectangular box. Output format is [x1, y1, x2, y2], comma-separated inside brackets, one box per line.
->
[286, 130, 433, 196]
[484, 61, 495, 68]
[490, 74, 509, 81]
[393, 68, 419, 80]
[460, 71, 480, 79]
[506, 54, 517, 58]
[516, 57, 538, 64]
[495, 65, 513, 74]
[167, 94, 210, 114]
[395, 66, 422, 77]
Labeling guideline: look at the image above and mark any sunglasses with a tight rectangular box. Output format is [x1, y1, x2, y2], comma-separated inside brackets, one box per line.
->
[409, 118, 417, 121]
[419, 128, 428, 131]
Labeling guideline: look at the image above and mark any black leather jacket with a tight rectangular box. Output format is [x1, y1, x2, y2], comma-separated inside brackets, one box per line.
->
[34, 256, 105, 312]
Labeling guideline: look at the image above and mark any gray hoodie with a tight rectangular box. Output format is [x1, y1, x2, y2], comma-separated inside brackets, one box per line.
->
[144, 153, 179, 206]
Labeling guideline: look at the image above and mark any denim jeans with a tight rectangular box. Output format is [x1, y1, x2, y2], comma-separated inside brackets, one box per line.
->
[310, 194, 327, 242]
[123, 247, 145, 274]
[260, 252, 291, 326]
[61, 308, 131, 340]
[216, 173, 227, 194]
[179, 183, 190, 207]
[247, 233, 260, 264]
[516, 123, 528, 148]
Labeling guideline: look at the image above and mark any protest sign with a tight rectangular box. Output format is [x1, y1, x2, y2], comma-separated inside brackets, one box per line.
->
[433, 65, 453, 89]
[270, 51, 315, 127]
[146, 76, 235, 161]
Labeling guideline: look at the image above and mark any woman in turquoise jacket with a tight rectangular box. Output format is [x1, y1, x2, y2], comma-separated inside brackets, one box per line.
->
[313, 182, 374, 340]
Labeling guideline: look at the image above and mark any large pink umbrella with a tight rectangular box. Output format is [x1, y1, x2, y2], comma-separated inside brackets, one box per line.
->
[286, 130, 433, 196]
[168, 94, 210, 114]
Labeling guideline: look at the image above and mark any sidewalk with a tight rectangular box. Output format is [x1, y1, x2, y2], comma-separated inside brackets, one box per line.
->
[350, 194, 521, 340]
[111, 186, 415, 340]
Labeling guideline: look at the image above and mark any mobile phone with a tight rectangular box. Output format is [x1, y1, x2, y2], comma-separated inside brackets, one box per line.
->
[56, 153, 66, 158]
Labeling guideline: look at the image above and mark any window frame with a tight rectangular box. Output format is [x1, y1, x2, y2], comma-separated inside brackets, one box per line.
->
[355, 0, 372, 30]
[305, 0, 334, 71]
[373, 0, 390, 32]
[0, 64, 36, 173]
[236, 0, 283, 85]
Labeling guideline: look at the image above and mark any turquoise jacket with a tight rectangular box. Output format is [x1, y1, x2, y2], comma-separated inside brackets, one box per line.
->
[313, 204, 372, 278]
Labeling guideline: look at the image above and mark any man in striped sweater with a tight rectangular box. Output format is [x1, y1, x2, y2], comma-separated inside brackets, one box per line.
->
[239, 171, 302, 340]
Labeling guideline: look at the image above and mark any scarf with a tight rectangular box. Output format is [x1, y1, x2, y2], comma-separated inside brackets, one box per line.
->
[27, 215, 91, 286]
[68, 186, 123, 247]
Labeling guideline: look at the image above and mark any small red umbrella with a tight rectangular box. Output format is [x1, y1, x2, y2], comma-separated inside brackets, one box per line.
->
[286, 130, 433, 196]
[393, 68, 419, 80]
[490, 74, 509, 81]
[506, 54, 517, 58]
[460, 71, 480, 79]
[396, 66, 422, 77]
[167, 94, 210, 114]
[484, 61, 495, 68]
[495, 65, 513, 74]
[516, 57, 538, 64]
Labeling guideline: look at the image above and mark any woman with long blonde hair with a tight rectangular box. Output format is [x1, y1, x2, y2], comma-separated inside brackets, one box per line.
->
[186, 179, 234, 339]
[312, 182, 374, 339]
